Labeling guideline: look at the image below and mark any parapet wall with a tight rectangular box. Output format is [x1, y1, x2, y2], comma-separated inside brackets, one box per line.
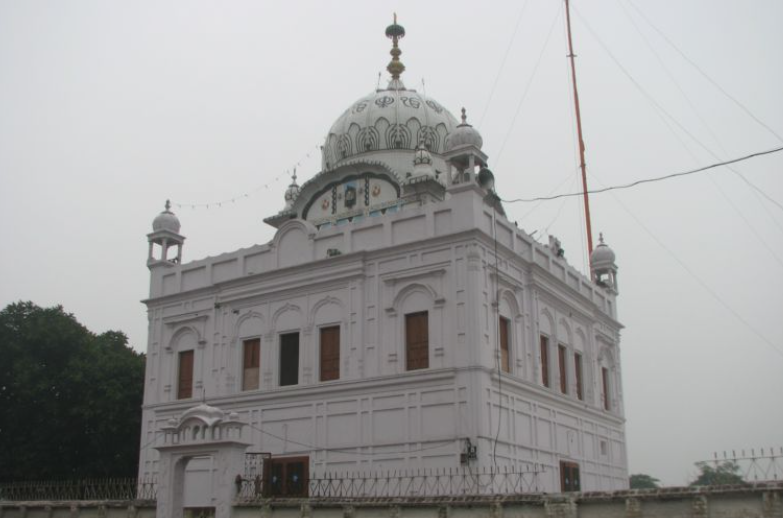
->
[3, 483, 781, 518]
[234, 483, 782, 517]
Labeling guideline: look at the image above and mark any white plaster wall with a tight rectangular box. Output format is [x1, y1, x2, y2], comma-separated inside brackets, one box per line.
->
[140, 184, 625, 493]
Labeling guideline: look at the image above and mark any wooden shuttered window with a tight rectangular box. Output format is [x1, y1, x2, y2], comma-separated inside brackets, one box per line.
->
[602, 367, 610, 410]
[242, 338, 260, 391]
[499, 317, 510, 373]
[319, 326, 340, 382]
[540, 335, 550, 388]
[177, 350, 194, 399]
[280, 333, 299, 386]
[574, 352, 584, 401]
[558, 344, 568, 394]
[405, 311, 429, 371]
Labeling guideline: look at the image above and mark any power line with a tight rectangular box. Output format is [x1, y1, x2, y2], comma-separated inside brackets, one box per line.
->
[588, 170, 783, 360]
[478, 0, 530, 128]
[494, 9, 561, 163]
[608, 4, 783, 267]
[625, 0, 783, 145]
[614, 0, 783, 229]
[247, 423, 452, 457]
[502, 146, 783, 204]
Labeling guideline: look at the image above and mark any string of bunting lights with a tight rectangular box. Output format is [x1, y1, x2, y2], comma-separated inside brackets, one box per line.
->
[171, 143, 322, 210]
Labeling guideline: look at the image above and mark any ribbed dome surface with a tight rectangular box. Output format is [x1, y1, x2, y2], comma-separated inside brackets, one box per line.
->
[321, 86, 459, 170]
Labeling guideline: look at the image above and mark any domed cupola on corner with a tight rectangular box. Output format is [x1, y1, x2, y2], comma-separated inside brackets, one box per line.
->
[591, 233, 619, 293]
[445, 108, 483, 152]
[147, 200, 185, 268]
[321, 16, 460, 171]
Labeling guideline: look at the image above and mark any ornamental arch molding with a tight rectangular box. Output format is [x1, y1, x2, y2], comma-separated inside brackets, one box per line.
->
[234, 311, 265, 341]
[575, 328, 588, 353]
[539, 308, 554, 337]
[387, 281, 440, 316]
[272, 219, 317, 267]
[309, 295, 346, 328]
[558, 318, 573, 346]
[271, 302, 304, 334]
[166, 325, 202, 353]
[597, 344, 615, 365]
[499, 289, 522, 320]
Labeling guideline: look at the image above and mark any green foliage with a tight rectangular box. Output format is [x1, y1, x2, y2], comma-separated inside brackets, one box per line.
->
[0, 301, 145, 481]
[629, 473, 660, 489]
[690, 461, 746, 486]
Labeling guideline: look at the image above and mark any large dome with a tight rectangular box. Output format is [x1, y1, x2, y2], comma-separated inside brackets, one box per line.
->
[321, 86, 460, 170]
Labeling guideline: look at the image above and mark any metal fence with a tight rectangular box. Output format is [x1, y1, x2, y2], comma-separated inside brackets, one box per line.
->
[237, 465, 545, 501]
[0, 477, 157, 502]
[702, 447, 783, 482]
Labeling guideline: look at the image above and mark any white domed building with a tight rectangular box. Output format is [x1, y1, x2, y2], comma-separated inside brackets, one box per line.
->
[140, 20, 627, 498]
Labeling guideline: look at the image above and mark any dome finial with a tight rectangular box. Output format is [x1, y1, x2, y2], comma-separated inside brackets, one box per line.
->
[284, 168, 300, 210]
[599, 232, 605, 245]
[165, 199, 171, 212]
[385, 13, 406, 82]
[461, 107, 467, 124]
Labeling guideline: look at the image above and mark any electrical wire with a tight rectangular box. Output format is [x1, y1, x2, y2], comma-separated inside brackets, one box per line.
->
[478, 0, 530, 128]
[494, 9, 562, 163]
[246, 423, 452, 457]
[624, 0, 783, 145]
[570, 4, 783, 216]
[615, 0, 783, 234]
[606, 5, 783, 268]
[588, 169, 783, 360]
[501, 146, 783, 204]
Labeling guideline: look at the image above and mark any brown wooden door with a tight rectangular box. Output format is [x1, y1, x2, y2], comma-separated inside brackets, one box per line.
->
[406, 312, 429, 370]
[560, 461, 581, 492]
[266, 457, 309, 497]
[320, 326, 340, 381]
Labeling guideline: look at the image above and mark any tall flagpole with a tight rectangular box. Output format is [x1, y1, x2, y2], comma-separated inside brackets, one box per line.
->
[564, 0, 595, 269]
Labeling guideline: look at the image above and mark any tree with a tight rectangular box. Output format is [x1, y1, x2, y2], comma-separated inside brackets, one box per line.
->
[0, 302, 145, 481]
[690, 461, 745, 486]
[629, 473, 660, 489]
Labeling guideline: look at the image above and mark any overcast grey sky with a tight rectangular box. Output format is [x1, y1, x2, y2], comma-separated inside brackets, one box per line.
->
[1, 0, 781, 486]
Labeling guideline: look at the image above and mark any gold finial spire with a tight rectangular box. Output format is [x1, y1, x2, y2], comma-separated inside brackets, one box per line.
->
[385, 13, 406, 81]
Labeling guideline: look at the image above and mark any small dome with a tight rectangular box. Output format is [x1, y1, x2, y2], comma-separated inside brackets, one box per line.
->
[591, 233, 616, 266]
[413, 140, 433, 166]
[152, 200, 181, 233]
[445, 108, 483, 152]
[179, 403, 225, 428]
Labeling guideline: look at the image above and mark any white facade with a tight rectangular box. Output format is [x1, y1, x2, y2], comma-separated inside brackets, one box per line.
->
[139, 21, 627, 494]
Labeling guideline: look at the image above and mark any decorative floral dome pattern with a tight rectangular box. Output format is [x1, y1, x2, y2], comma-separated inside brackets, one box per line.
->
[321, 87, 460, 170]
